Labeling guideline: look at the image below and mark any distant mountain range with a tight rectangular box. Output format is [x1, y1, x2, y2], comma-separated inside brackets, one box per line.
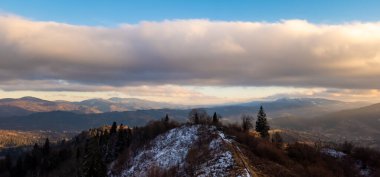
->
[0, 96, 368, 119]
[208, 97, 367, 119]
[78, 97, 185, 112]
[0, 97, 96, 117]
[0, 96, 379, 148]
[0, 96, 371, 130]
[0, 96, 186, 117]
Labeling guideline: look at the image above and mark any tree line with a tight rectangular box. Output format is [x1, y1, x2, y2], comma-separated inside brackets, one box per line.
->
[188, 106, 270, 139]
[0, 106, 270, 177]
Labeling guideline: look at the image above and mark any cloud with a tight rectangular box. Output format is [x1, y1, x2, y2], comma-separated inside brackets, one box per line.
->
[1, 15, 380, 91]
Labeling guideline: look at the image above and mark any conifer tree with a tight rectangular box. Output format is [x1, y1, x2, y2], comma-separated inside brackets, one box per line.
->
[11, 156, 25, 177]
[110, 121, 118, 135]
[212, 112, 219, 124]
[116, 124, 127, 154]
[255, 106, 270, 138]
[32, 143, 40, 155]
[164, 114, 169, 123]
[80, 138, 107, 177]
[189, 109, 207, 124]
[5, 154, 12, 171]
[194, 113, 199, 124]
[76, 147, 81, 160]
[42, 138, 50, 156]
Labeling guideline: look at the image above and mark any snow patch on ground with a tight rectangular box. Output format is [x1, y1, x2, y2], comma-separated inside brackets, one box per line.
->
[238, 169, 252, 177]
[321, 148, 372, 176]
[197, 151, 234, 177]
[359, 168, 371, 177]
[356, 160, 371, 177]
[321, 148, 346, 158]
[197, 128, 251, 177]
[196, 130, 235, 177]
[217, 131, 252, 177]
[114, 125, 200, 177]
[209, 136, 223, 150]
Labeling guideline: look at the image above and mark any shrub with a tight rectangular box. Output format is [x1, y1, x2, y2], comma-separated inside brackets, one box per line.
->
[339, 141, 354, 155]
[147, 165, 178, 177]
[352, 147, 380, 168]
[287, 143, 319, 164]
[254, 141, 288, 165]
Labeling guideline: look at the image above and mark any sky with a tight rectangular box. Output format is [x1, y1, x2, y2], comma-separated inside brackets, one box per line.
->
[0, 1, 380, 104]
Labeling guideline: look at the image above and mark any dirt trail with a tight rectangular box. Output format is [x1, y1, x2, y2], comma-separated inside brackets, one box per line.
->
[218, 133, 259, 177]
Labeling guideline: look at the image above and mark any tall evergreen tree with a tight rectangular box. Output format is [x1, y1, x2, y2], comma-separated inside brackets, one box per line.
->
[188, 109, 208, 124]
[116, 124, 127, 154]
[24, 153, 36, 171]
[80, 137, 107, 177]
[12, 156, 25, 177]
[76, 147, 81, 160]
[4, 154, 12, 171]
[194, 113, 199, 124]
[42, 138, 50, 156]
[33, 143, 39, 151]
[110, 121, 118, 135]
[255, 106, 270, 138]
[164, 114, 169, 123]
[212, 112, 219, 124]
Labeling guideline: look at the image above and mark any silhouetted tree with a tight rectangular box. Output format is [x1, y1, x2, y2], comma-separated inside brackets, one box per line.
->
[341, 141, 354, 155]
[80, 137, 107, 177]
[76, 147, 81, 160]
[164, 114, 169, 123]
[119, 123, 124, 131]
[110, 122, 118, 135]
[12, 156, 25, 177]
[116, 124, 127, 154]
[212, 112, 220, 125]
[194, 113, 200, 124]
[255, 106, 270, 138]
[241, 114, 253, 132]
[42, 138, 50, 156]
[188, 109, 209, 124]
[5, 154, 12, 171]
[189, 109, 199, 124]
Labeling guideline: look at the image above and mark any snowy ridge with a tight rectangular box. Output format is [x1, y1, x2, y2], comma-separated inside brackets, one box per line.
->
[109, 125, 255, 177]
[197, 151, 234, 177]
[218, 130, 252, 177]
[196, 128, 235, 177]
[113, 125, 200, 177]
[195, 127, 252, 177]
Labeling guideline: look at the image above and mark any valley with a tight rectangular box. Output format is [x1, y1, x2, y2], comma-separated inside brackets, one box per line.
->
[0, 97, 378, 148]
[0, 96, 379, 176]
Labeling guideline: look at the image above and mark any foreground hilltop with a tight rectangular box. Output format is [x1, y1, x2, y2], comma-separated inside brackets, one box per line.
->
[109, 124, 379, 177]
[2, 118, 379, 177]
[109, 125, 255, 177]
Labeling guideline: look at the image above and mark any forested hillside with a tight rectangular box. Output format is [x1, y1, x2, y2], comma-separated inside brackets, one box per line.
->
[1, 110, 379, 177]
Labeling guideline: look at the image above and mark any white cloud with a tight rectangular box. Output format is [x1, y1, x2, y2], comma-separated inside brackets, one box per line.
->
[1, 15, 380, 102]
